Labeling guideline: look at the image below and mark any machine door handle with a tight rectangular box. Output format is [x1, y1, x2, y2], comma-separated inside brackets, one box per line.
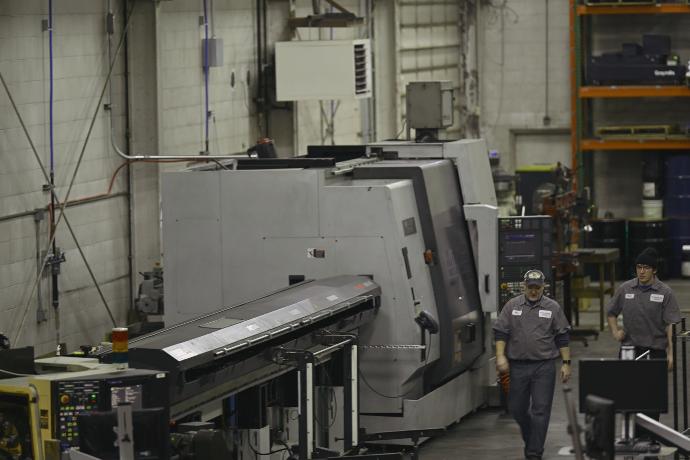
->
[484, 274, 490, 293]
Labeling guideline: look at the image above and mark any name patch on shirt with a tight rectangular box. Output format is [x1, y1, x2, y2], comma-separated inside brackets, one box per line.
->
[538, 310, 552, 319]
[512, 309, 522, 316]
[650, 294, 664, 303]
[625, 293, 635, 299]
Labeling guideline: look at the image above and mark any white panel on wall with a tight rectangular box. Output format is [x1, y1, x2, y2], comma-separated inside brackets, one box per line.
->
[515, 133, 570, 169]
[275, 39, 372, 101]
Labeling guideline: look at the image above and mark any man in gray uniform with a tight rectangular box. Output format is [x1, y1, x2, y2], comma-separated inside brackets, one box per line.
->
[494, 269, 571, 460]
[607, 247, 681, 367]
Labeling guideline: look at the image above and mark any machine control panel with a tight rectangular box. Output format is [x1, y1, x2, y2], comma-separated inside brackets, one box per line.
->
[50, 370, 168, 451]
[56, 380, 100, 447]
[498, 216, 553, 308]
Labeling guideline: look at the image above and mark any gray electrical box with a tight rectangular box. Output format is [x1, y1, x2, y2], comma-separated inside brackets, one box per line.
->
[406, 81, 454, 129]
[202, 38, 223, 67]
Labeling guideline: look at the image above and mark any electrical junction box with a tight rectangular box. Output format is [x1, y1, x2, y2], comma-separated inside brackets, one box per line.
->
[202, 38, 223, 67]
[406, 81, 454, 129]
[275, 39, 372, 101]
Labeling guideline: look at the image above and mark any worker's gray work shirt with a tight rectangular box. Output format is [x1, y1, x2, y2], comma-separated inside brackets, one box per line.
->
[607, 277, 681, 350]
[493, 294, 571, 360]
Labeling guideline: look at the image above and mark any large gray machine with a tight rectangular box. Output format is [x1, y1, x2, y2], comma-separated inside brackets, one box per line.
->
[161, 139, 498, 434]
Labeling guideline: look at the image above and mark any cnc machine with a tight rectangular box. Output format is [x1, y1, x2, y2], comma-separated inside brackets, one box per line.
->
[161, 139, 499, 436]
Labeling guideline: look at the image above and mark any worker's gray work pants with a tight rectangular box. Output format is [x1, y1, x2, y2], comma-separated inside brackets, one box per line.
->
[508, 359, 556, 459]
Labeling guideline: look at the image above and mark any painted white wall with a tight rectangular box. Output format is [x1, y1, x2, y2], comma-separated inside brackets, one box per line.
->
[479, 0, 570, 173]
[0, 0, 129, 353]
[158, 0, 258, 157]
[398, 0, 464, 139]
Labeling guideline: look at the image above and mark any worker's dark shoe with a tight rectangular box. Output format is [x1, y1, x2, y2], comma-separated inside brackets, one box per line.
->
[525, 456, 542, 460]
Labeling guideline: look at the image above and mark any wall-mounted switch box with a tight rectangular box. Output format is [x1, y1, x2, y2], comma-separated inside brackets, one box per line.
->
[202, 38, 223, 68]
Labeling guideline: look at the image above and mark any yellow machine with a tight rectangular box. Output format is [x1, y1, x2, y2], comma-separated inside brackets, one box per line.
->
[0, 362, 168, 460]
[0, 383, 42, 460]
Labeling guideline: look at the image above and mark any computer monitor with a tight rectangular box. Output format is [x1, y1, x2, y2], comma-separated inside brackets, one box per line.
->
[0, 347, 35, 380]
[579, 359, 667, 413]
[77, 407, 169, 460]
[584, 395, 615, 460]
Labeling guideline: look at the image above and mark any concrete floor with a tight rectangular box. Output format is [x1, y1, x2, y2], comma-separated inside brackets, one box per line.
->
[417, 279, 690, 460]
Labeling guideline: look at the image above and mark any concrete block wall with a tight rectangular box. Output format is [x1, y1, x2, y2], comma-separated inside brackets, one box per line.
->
[158, 0, 259, 157]
[290, 0, 367, 152]
[398, 0, 464, 138]
[156, 0, 367, 157]
[479, 0, 571, 172]
[0, 1, 130, 354]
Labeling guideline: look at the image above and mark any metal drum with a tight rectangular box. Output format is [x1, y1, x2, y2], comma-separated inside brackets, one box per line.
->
[628, 218, 670, 280]
[665, 154, 690, 218]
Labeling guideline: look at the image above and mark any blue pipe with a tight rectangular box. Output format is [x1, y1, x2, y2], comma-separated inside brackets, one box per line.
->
[49, 0, 54, 174]
[203, 0, 209, 153]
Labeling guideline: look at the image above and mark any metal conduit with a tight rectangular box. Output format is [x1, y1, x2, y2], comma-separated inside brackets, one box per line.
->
[400, 43, 461, 52]
[104, 2, 233, 162]
[400, 21, 458, 28]
[0, 193, 128, 224]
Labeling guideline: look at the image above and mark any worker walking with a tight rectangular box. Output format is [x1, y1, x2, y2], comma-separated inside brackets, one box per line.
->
[494, 269, 572, 460]
[607, 247, 681, 367]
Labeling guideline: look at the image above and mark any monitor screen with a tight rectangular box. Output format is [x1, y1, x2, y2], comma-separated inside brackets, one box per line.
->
[579, 359, 667, 413]
[111, 385, 143, 409]
[77, 407, 169, 460]
[502, 233, 539, 262]
[0, 393, 35, 460]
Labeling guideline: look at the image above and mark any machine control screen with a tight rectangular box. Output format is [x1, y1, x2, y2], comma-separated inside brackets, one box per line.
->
[502, 233, 538, 262]
[498, 216, 553, 308]
[111, 385, 143, 409]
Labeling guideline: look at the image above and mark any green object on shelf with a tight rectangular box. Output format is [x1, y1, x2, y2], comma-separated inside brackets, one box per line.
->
[515, 164, 558, 173]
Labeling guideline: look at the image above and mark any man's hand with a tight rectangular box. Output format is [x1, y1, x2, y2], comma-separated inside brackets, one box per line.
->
[561, 363, 571, 383]
[612, 328, 625, 342]
[496, 355, 509, 374]
[667, 348, 674, 372]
